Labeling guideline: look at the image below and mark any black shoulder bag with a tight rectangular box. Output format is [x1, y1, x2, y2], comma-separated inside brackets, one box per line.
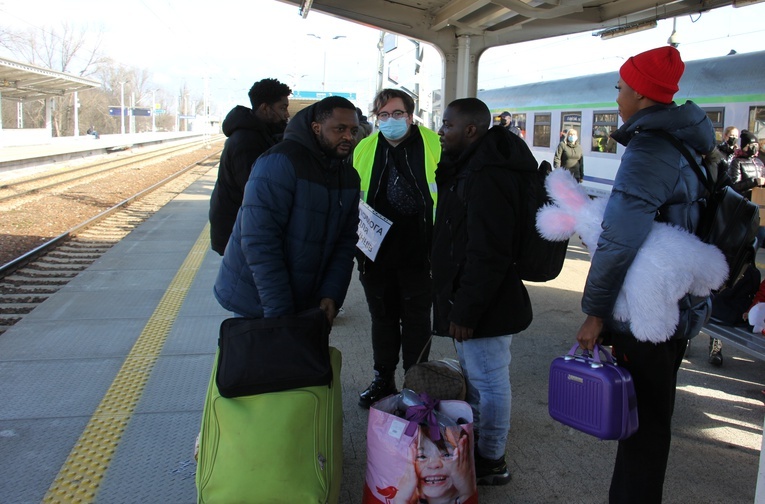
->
[653, 130, 760, 288]
[216, 307, 332, 398]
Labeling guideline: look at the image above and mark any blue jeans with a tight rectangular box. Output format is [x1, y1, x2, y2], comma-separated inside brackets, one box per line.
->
[455, 334, 513, 460]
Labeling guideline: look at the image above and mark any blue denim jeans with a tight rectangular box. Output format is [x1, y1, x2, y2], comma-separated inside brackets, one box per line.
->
[455, 334, 513, 460]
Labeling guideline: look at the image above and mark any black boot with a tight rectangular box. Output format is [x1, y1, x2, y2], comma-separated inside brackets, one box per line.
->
[358, 372, 396, 409]
[475, 450, 512, 486]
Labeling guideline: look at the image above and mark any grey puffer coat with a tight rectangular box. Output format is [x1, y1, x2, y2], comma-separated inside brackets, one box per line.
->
[582, 101, 716, 340]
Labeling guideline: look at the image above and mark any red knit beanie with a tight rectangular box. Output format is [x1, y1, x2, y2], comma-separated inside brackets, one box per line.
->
[619, 46, 685, 104]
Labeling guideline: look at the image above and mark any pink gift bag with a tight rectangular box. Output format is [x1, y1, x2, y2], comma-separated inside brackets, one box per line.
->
[362, 391, 478, 504]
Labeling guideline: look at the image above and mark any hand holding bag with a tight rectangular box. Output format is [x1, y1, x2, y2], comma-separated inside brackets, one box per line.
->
[548, 344, 638, 440]
[216, 307, 331, 398]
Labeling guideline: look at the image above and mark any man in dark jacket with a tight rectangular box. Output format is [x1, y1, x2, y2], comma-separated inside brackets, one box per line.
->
[213, 96, 360, 325]
[432, 97, 535, 487]
[575, 47, 716, 503]
[208, 78, 292, 255]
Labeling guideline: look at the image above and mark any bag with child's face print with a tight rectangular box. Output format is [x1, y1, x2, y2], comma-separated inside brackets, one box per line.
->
[362, 390, 478, 504]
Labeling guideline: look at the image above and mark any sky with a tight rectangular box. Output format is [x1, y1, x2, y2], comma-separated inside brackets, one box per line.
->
[1, 1, 764, 115]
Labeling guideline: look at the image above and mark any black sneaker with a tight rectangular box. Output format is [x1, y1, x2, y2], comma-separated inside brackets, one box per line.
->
[475, 452, 512, 486]
[358, 378, 396, 409]
[708, 337, 723, 367]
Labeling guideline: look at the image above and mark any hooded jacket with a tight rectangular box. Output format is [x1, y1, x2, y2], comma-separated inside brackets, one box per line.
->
[582, 101, 717, 340]
[553, 139, 584, 181]
[728, 149, 765, 199]
[213, 103, 361, 318]
[209, 105, 284, 255]
[431, 126, 535, 338]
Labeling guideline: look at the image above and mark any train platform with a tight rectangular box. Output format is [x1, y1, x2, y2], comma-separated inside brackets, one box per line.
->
[0, 131, 212, 173]
[1, 166, 764, 503]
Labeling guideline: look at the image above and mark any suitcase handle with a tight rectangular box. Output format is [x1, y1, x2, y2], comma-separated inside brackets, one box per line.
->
[564, 344, 614, 368]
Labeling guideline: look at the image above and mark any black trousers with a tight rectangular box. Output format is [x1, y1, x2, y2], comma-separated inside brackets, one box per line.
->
[359, 266, 432, 376]
[608, 333, 687, 504]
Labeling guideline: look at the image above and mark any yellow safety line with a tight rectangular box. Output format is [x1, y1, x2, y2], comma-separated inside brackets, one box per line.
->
[43, 223, 211, 503]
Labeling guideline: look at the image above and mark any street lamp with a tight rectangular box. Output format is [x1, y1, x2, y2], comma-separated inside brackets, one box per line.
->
[120, 81, 126, 135]
[307, 34, 346, 91]
[151, 89, 157, 133]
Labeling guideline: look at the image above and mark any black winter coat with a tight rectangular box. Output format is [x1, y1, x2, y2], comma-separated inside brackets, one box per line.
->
[209, 105, 283, 255]
[431, 126, 534, 338]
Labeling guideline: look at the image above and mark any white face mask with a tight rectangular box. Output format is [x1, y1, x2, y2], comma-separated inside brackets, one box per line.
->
[567, 135, 577, 143]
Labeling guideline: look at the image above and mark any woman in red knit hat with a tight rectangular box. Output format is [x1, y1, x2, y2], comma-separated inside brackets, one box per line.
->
[575, 46, 718, 503]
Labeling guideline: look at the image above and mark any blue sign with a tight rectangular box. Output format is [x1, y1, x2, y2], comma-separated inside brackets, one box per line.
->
[291, 91, 357, 100]
[108, 107, 153, 117]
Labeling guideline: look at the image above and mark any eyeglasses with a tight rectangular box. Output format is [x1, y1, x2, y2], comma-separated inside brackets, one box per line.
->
[377, 110, 407, 121]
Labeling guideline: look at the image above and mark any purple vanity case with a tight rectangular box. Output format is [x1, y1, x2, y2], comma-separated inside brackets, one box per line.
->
[548, 344, 638, 441]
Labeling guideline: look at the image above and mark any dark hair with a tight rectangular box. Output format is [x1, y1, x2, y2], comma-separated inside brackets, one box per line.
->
[313, 96, 357, 123]
[372, 88, 415, 115]
[447, 98, 492, 131]
[248, 78, 292, 109]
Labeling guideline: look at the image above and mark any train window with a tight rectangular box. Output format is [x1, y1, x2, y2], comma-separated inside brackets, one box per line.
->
[533, 113, 551, 147]
[592, 111, 618, 154]
[703, 107, 725, 142]
[560, 112, 582, 142]
[749, 106, 765, 140]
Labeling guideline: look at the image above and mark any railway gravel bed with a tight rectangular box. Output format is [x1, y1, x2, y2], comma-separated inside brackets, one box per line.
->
[0, 141, 223, 335]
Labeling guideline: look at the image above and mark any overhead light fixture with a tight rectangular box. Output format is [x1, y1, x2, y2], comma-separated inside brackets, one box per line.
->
[667, 18, 680, 47]
[299, 0, 313, 19]
[733, 0, 765, 6]
[595, 20, 658, 40]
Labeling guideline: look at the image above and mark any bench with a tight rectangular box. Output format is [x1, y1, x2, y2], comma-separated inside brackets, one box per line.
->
[700, 320, 765, 361]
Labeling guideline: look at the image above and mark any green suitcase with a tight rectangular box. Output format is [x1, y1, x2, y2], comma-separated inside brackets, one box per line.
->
[196, 347, 343, 504]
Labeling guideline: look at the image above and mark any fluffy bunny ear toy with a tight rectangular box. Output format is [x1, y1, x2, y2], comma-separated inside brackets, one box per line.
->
[536, 169, 607, 255]
[748, 302, 765, 335]
[536, 168, 729, 343]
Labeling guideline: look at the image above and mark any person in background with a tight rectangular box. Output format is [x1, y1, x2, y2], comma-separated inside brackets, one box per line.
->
[717, 126, 739, 166]
[208, 78, 292, 255]
[499, 111, 522, 137]
[353, 88, 441, 409]
[728, 129, 765, 200]
[707, 124, 742, 366]
[213, 96, 360, 326]
[86, 126, 99, 139]
[553, 128, 584, 182]
[433, 97, 537, 486]
[355, 107, 373, 143]
[575, 46, 716, 503]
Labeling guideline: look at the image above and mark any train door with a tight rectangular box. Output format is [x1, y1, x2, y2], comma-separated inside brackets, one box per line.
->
[560, 111, 581, 143]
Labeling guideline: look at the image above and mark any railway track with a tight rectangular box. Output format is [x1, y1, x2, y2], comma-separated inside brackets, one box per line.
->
[0, 136, 219, 205]
[0, 148, 221, 336]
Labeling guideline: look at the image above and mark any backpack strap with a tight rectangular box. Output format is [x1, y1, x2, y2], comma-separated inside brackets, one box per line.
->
[649, 129, 715, 194]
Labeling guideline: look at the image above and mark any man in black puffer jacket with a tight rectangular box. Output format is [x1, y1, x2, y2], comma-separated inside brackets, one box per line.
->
[209, 78, 291, 255]
[432, 97, 536, 487]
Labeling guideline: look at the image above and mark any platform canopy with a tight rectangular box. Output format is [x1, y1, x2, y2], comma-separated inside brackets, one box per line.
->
[0, 56, 100, 103]
[275, 0, 739, 104]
